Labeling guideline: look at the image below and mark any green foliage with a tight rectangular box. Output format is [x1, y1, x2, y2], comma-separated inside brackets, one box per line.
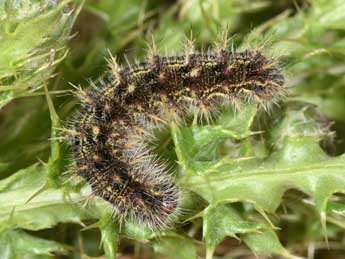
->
[153, 233, 197, 259]
[0, 0, 76, 108]
[0, 229, 69, 259]
[1, 0, 345, 258]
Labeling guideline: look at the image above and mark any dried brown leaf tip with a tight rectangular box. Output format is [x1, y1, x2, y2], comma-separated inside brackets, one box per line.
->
[66, 37, 285, 229]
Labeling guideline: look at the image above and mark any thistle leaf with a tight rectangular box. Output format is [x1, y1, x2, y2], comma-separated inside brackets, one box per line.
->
[0, 229, 69, 258]
[153, 233, 197, 259]
[0, 163, 89, 232]
[0, 0, 76, 108]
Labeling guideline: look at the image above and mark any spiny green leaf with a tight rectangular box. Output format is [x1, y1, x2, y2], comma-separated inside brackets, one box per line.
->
[153, 233, 197, 259]
[171, 103, 345, 256]
[203, 204, 266, 259]
[120, 222, 154, 241]
[243, 229, 301, 259]
[44, 82, 62, 186]
[0, 229, 69, 259]
[185, 137, 345, 214]
[99, 214, 119, 259]
[172, 103, 257, 173]
[0, 163, 91, 232]
[0, 0, 76, 108]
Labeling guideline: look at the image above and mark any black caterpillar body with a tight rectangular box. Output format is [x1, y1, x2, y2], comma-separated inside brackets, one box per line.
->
[67, 42, 285, 229]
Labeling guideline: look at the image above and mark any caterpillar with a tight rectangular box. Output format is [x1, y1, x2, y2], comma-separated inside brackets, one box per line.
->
[65, 38, 285, 229]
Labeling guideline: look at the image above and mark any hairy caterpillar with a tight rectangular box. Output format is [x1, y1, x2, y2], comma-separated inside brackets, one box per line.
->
[65, 38, 285, 229]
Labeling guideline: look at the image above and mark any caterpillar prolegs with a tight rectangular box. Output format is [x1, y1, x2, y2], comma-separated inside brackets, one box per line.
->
[66, 39, 285, 229]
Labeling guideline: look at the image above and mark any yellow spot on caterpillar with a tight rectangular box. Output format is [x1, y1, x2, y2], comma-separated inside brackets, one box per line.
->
[104, 103, 111, 112]
[79, 165, 88, 171]
[110, 132, 120, 138]
[190, 67, 201, 77]
[227, 63, 237, 70]
[137, 105, 143, 111]
[92, 154, 100, 161]
[112, 148, 119, 156]
[113, 175, 121, 182]
[92, 126, 100, 135]
[159, 72, 166, 81]
[128, 84, 136, 93]
[150, 188, 162, 196]
[137, 198, 146, 207]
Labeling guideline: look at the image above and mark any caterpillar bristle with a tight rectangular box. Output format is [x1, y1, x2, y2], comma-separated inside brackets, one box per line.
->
[146, 36, 159, 68]
[183, 35, 196, 65]
[81, 193, 96, 209]
[65, 38, 285, 230]
[106, 51, 122, 85]
[215, 31, 231, 61]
